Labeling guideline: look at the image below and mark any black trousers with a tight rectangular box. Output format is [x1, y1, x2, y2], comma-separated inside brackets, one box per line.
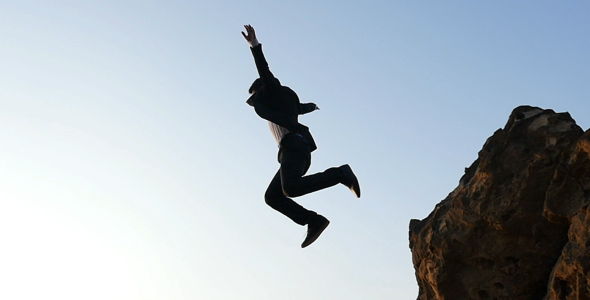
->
[264, 133, 342, 225]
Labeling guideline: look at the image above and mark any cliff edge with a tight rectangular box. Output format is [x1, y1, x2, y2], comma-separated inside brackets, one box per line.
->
[409, 106, 590, 300]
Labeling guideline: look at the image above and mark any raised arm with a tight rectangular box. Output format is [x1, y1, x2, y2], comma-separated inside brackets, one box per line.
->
[242, 25, 280, 89]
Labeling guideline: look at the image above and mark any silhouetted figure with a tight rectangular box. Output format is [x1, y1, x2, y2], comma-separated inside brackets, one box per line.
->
[242, 25, 361, 248]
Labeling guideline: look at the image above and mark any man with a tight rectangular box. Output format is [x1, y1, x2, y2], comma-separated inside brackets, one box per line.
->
[242, 25, 361, 248]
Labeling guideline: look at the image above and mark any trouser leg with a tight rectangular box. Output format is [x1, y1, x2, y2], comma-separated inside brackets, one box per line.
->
[265, 169, 316, 226]
[263, 135, 345, 225]
[279, 148, 342, 198]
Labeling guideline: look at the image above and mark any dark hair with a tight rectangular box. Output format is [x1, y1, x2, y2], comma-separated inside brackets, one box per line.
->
[248, 78, 264, 94]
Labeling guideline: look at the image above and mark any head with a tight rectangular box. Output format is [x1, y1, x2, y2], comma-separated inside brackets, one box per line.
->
[248, 78, 264, 94]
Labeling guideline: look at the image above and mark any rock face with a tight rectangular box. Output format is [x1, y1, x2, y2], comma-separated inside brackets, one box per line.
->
[409, 106, 590, 300]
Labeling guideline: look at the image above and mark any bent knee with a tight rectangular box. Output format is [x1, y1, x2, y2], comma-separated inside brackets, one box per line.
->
[281, 184, 301, 198]
[264, 192, 281, 206]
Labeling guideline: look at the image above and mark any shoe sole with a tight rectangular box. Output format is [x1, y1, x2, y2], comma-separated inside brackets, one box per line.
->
[301, 219, 330, 248]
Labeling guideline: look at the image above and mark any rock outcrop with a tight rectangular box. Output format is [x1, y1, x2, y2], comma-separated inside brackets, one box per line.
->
[409, 106, 590, 300]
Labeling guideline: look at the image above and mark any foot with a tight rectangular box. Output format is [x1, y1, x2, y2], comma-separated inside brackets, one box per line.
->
[341, 164, 361, 198]
[301, 215, 330, 248]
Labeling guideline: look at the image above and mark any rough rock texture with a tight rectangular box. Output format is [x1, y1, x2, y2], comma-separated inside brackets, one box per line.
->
[409, 106, 590, 300]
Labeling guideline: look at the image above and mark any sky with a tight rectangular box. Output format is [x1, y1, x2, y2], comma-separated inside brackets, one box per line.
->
[0, 1, 589, 299]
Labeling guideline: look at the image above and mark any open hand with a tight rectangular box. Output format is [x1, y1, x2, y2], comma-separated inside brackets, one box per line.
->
[241, 24, 256, 42]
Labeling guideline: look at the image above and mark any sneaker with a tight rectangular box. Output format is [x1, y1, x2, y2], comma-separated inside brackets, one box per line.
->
[301, 215, 330, 248]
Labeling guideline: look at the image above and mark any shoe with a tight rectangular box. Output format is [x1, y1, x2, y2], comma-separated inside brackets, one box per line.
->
[301, 215, 330, 248]
[341, 164, 361, 198]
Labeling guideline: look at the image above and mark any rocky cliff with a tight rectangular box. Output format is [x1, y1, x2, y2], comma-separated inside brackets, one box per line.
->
[409, 106, 590, 300]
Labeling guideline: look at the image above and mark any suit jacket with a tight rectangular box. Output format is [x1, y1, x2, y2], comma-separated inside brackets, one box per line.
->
[246, 44, 318, 151]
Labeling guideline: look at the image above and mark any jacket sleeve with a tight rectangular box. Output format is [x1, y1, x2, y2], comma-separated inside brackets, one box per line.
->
[250, 44, 281, 90]
[298, 103, 318, 115]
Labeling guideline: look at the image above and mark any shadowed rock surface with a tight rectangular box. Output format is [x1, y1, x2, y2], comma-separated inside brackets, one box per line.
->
[409, 106, 590, 300]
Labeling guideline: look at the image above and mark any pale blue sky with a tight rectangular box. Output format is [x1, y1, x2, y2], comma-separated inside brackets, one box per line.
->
[1, 1, 589, 299]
